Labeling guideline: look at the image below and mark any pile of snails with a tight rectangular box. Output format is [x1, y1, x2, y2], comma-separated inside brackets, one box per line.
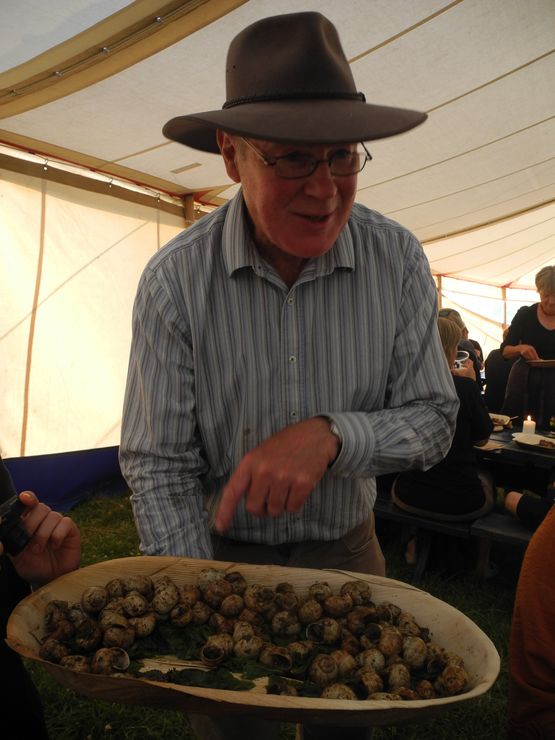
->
[38, 568, 470, 701]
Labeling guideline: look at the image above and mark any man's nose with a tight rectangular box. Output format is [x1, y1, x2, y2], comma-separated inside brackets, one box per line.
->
[304, 160, 338, 196]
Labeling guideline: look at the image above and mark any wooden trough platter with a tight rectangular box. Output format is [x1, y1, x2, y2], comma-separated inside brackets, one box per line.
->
[7, 556, 500, 727]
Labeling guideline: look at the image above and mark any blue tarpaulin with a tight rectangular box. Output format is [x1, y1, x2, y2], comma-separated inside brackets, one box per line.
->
[3, 446, 127, 512]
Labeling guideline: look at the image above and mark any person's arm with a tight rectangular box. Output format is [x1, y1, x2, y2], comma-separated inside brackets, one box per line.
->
[216, 235, 459, 531]
[501, 307, 540, 361]
[120, 265, 212, 559]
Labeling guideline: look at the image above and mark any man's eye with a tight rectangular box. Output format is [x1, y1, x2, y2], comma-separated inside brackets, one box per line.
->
[283, 153, 312, 165]
[333, 150, 354, 161]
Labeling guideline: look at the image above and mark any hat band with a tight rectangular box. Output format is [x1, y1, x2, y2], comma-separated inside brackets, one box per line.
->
[223, 90, 366, 109]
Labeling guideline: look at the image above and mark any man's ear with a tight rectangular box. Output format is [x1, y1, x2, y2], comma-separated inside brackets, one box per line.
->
[217, 130, 241, 183]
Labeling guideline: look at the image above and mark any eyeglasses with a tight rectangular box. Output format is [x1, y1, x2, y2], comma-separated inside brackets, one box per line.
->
[240, 137, 372, 179]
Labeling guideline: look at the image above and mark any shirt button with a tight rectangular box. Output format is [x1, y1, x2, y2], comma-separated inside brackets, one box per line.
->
[289, 355, 296, 363]
[287, 298, 294, 305]
[290, 411, 297, 419]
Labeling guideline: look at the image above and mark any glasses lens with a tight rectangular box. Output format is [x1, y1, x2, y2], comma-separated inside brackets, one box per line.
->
[330, 151, 363, 176]
[275, 155, 315, 179]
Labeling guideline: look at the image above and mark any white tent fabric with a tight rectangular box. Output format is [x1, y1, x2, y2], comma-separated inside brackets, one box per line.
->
[1, 0, 554, 456]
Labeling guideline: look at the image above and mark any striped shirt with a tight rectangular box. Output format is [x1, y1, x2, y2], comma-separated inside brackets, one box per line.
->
[120, 191, 458, 559]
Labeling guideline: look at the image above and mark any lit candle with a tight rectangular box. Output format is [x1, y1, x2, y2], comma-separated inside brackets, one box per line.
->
[522, 416, 536, 435]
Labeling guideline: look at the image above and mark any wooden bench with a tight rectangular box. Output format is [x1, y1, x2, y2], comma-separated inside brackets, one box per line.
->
[373, 495, 533, 582]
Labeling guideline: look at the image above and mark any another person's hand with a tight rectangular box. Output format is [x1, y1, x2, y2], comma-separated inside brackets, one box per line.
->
[7, 491, 81, 586]
[215, 417, 339, 533]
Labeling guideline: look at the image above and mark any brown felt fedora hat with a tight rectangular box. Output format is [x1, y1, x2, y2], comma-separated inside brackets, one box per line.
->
[163, 12, 427, 153]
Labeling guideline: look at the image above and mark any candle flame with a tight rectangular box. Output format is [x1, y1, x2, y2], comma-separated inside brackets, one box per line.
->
[527, 415, 532, 421]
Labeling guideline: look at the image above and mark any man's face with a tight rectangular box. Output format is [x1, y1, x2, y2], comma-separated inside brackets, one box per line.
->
[218, 133, 358, 261]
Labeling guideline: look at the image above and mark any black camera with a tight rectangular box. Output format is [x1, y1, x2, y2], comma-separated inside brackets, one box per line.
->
[0, 496, 31, 556]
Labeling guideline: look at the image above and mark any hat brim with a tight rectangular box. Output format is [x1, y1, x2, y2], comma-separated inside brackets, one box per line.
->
[163, 99, 427, 153]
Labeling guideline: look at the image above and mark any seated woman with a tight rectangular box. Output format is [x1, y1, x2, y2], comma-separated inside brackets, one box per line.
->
[501, 265, 555, 426]
[391, 317, 495, 524]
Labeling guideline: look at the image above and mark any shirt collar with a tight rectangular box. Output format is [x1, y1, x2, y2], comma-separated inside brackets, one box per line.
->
[222, 190, 355, 278]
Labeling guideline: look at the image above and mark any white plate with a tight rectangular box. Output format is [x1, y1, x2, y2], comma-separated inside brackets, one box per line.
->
[489, 413, 510, 427]
[512, 433, 555, 452]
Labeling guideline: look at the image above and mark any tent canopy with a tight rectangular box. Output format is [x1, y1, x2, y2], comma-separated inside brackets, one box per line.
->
[1, 0, 554, 288]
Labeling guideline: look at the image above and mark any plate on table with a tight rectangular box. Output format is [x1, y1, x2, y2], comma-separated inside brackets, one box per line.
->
[7, 556, 500, 727]
[512, 433, 555, 452]
[527, 359, 555, 368]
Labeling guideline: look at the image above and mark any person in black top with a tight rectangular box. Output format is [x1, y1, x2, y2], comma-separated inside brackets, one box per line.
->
[1, 457, 81, 739]
[501, 266, 555, 426]
[392, 317, 495, 521]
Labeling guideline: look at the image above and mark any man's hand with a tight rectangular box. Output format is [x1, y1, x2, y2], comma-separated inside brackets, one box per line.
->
[8, 491, 81, 586]
[215, 417, 339, 533]
[518, 344, 540, 361]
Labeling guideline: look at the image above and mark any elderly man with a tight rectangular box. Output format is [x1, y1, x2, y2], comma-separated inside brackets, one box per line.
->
[120, 12, 457, 740]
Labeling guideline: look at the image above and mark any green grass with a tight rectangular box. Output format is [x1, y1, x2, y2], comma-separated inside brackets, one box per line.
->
[24, 492, 518, 739]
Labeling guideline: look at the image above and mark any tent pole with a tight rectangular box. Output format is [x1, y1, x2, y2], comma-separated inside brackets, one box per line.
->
[502, 286, 507, 329]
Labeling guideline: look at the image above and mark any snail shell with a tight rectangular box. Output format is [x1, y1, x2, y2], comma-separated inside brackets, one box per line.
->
[402, 635, 427, 669]
[123, 575, 154, 598]
[330, 649, 356, 678]
[202, 579, 233, 609]
[48, 618, 75, 643]
[308, 653, 338, 686]
[81, 586, 108, 614]
[73, 619, 102, 652]
[375, 602, 401, 624]
[219, 593, 244, 618]
[243, 584, 276, 614]
[356, 647, 385, 673]
[191, 601, 212, 625]
[233, 636, 264, 660]
[345, 606, 378, 635]
[259, 644, 293, 672]
[378, 626, 403, 657]
[170, 604, 193, 628]
[151, 583, 180, 615]
[200, 633, 234, 667]
[321, 683, 357, 700]
[340, 633, 361, 657]
[180, 584, 201, 607]
[60, 654, 91, 673]
[209, 612, 234, 634]
[122, 590, 149, 618]
[238, 608, 265, 628]
[308, 581, 332, 603]
[288, 640, 315, 666]
[98, 610, 129, 631]
[271, 610, 301, 637]
[275, 590, 299, 612]
[91, 647, 130, 674]
[39, 638, 71, 663]
[306, 617, 342, 645]
[102, 625, 135, 650]
[297, 599, 323, 625]
[67, 603, 90, 629]
[232, 620, 255, 643]
[340, 580, 373, 606]
[225, 571, 248, 595]
[367, 692, 401, 701]
[435, 664, 469, 696]
[356, 667, 384, 696]
[197, 567, 226, 592]
[387, 662, 411, 691]
[415, 679, 437, 699]
[397, 611, 422, 637]
[105, 578, 126, 599]
[44, 600, 69, 632]
[323, 594, 353, 618]
[129, 612, 157, 638]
